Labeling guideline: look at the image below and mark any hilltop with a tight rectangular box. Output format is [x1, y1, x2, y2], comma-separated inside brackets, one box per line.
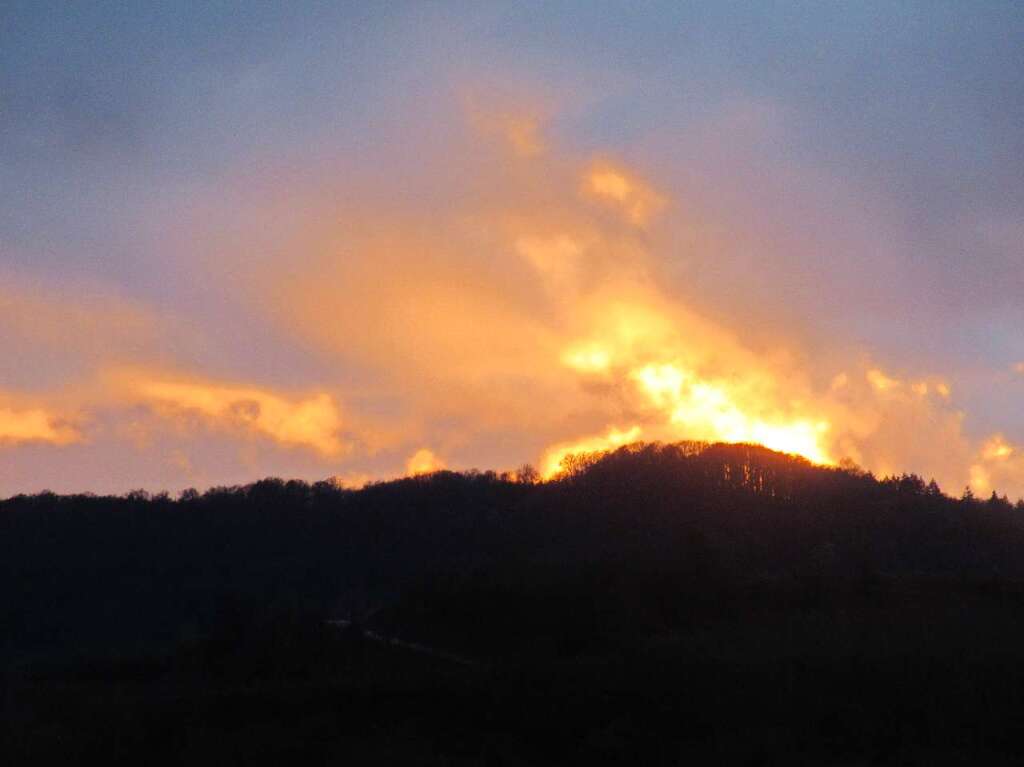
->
[4, 440, 1024, 657]
[6, 441, 1024, 764]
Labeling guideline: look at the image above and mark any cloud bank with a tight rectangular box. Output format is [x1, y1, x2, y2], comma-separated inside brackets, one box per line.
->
[2, 4, 1023, 498]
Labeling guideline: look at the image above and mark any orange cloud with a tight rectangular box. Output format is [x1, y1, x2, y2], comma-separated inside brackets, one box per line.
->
[541, 426, 642, 479]
[329, 472, 374, 489]
[969, 435, 1024, 496]
[867, 369, 901, 392]
[113, 372, 345, 456]
[0, 402, 80, 447]
[203, 103, 1024, 497]
[865, 368, 950, 400]
[982, 434, 1014, 462]
[406, 448, 445, 476]
[631, 362, 831, 464]
[0, 274, 159, 361]
[584, 162, 666, 226]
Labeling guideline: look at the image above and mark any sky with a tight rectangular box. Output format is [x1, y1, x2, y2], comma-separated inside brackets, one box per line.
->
[2, 1, 1024, 498]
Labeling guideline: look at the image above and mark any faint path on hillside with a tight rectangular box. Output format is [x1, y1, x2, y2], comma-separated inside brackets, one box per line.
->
[325, 619, 484, 668]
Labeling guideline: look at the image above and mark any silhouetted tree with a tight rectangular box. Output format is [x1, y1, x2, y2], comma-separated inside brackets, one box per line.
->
[515, 464, 540, 484]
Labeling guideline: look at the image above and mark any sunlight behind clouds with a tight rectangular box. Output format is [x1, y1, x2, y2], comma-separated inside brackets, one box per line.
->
[2, 2, 1023, 497]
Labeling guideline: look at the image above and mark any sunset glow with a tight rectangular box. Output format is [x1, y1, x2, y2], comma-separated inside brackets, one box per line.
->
[0, 405, 80, 447]
[10, 10, 1024, 765]
[2, 3, 1023, 499]
[125, 375, 345, 456]
[541, 426, 643, 479]
[406, 448, 446, 477]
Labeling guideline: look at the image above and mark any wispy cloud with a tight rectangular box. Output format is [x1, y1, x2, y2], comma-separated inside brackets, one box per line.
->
[0, 400, 80, 447]
[113, 371, 346, 457]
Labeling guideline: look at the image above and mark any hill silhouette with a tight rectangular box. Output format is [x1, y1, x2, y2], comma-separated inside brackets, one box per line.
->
[4, 440, 1024, 657]
[6, 441, 1024, 764]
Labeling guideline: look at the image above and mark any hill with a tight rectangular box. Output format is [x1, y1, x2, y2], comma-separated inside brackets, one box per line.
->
[5, 441, 1024, 764]
[3, 441, 1023, 656]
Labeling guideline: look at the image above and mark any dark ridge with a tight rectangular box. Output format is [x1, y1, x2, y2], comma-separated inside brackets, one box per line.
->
[5, 441, 1024, 764]
[3, 440, 1022, 658]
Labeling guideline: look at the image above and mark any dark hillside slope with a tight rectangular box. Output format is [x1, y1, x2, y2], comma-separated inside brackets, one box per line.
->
[7, 443, 1024, 764]
[3, 441, 1024, 658]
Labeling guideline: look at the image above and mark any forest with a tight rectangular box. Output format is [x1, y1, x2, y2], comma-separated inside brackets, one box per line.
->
[5, 441, 1024, 764]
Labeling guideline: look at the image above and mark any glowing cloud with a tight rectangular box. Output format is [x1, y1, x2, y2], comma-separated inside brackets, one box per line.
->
[867, 369, 901, 392]
[634, 361, 831, 463]
[515, 235, 586, 296]
[584, 162, 666, 226]
[541, 426, 642, 479]
[982, 435, 1014, 462]
[0, 404, 80, 447]
[969, 435, 1024, 496]
[218, 105, 1024, 498]
[329, 472, 373, 490]
[3, 11, 1023, 502]
[123, 374, 345, 456]
[969, 464, 992, 495]
[406, 448, 446, 476]
[562, 344, 613, 375]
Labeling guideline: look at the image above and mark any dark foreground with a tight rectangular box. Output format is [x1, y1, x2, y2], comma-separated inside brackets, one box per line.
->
[5, 442, 1024, 764]
[7, 584, 1024, 766]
